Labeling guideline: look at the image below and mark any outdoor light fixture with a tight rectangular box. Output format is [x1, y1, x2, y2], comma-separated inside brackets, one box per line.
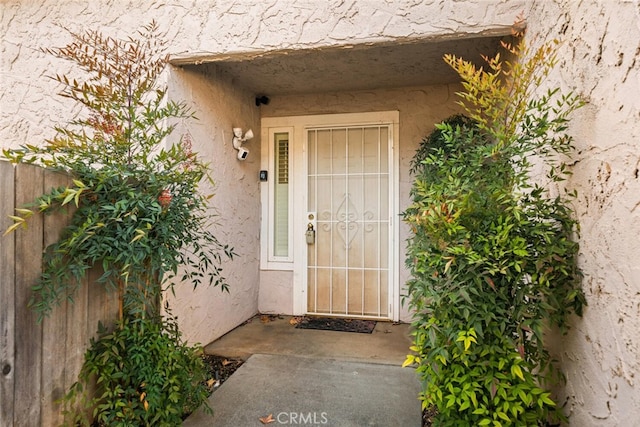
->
[232, 127, 254, 160]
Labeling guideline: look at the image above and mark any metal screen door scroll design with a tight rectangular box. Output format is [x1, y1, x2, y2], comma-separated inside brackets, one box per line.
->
[307, 125, 390, 318]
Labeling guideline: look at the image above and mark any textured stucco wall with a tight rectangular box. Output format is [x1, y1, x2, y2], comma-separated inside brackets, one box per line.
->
[259, 83, 465, 322]
[1, 0, 525, 151]
[259, 270, 294, 315]
[525, 1, 640, 425]
[0, 0, 526, 343]
[1, 1, 267, 345]
[6, 6, 639, 423]
[163, 63, 261, 345]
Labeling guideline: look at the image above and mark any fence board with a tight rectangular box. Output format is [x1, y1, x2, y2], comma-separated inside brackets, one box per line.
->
[14, 164, 45, 426]
[0, 162, 120, 426]
[87, 267, 119, 342]
[63, 272, 89, 420]
[0, 161, 16, 426]
[41, 169, 72, 427]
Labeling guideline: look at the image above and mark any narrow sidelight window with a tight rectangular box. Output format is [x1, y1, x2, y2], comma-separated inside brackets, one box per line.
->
[273, 132, 289, 258]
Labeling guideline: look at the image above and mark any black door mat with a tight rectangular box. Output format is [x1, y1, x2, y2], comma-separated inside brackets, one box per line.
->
[295, 317, 377, 334]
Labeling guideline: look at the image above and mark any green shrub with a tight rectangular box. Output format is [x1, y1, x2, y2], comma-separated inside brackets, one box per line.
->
[3, 22, 234, 320]
[63, 312, 210, 426]
[3, 22, 231, 424]
[403, 38, 586, 426]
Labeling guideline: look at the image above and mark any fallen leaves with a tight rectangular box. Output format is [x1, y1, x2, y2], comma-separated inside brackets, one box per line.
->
[260, 314, 282, 323]
[201, 354, 244, 392]
[289, 316, 304, 326]
[259, 413, 275, 424]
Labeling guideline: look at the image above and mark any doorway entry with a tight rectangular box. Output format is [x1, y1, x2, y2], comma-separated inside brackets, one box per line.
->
[261, 111, 399, 320]
[306, 124, 391, 318]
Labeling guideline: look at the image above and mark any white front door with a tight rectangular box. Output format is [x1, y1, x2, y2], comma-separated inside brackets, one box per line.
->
[261, 111, 399, 320]
[306, 124, 392, 318]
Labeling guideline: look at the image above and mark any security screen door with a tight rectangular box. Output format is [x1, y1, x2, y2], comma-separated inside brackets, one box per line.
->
[306, 125, 391, 318]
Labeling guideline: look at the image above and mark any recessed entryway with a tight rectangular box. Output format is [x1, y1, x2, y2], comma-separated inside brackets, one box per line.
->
[261, 111, 399, 320]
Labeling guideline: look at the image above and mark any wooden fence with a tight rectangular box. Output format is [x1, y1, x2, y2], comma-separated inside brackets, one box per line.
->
[0, 161, 119, 427]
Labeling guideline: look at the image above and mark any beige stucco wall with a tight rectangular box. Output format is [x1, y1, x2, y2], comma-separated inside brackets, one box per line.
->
[3, 1, 639, 423]
[0, 1, 270, 345]
[1, 0, 524, 343]
[524, 1, 640, 425]
[1, 0, 525, 151]
[259, 84, 465, 322]
[163, 63, 261, 346]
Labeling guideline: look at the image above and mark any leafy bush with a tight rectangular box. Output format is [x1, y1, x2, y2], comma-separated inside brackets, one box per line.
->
[3, 22, 232, 424]
[63, 311, 210, 426]
[403, 38, 586, 426]
[3, 22, 234, 320]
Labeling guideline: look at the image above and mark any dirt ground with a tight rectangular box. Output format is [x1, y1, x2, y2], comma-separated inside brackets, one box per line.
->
[201, 354, 244, 391]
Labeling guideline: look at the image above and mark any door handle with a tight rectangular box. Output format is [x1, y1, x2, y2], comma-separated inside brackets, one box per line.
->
[306, 223, 315, 245]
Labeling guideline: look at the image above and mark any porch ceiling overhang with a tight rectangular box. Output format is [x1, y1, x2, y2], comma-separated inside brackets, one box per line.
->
[171, 34, 509, 96]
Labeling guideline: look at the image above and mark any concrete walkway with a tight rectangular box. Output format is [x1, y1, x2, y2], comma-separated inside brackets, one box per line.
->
[182, 316, 421, 427]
